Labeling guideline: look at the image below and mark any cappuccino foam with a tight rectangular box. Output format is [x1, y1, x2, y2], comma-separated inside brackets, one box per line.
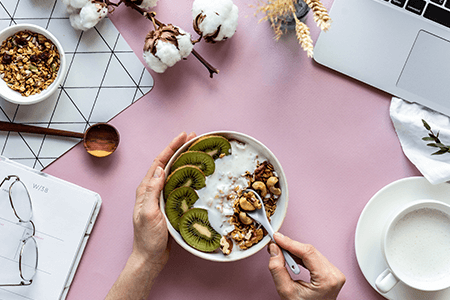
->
[386, 207, 450, 282]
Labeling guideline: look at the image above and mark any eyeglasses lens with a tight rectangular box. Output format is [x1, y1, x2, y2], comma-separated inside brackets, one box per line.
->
[10, 180, 32, 222]
[19, 237, 38, 281]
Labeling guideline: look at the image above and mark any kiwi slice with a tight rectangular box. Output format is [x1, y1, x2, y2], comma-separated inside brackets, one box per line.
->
[165, 187, 199, 231]
[179, 208, 221, 252]
[170, 151, 215, 176]
[188, 135, 232, 160]
[164, 165, 206, 200]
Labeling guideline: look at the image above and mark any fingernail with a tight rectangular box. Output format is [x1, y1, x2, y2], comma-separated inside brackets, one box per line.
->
[153, 166, 163, 178]
[269, 243, 279, 257]
[274, 232, 284, 239]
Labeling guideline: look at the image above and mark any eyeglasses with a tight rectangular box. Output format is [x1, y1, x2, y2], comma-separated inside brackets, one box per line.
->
[0, 175, 38, 286]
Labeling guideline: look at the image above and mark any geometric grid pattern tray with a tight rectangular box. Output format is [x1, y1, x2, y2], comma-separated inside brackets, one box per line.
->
[0, 0, 154, 170]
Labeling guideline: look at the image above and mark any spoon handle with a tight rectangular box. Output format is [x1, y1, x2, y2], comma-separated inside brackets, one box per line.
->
[280, 247, 301, 275]
[252, 210, 300, 274]
[244, 188, 301, 275]
[266, 226, 301, 275]
[0, 121, 84, 138]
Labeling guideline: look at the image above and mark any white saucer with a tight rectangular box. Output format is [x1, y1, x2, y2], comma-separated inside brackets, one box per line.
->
[355, 176, 450, 299]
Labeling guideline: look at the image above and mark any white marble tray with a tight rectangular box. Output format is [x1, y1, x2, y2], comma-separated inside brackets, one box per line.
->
[0, 0, 153, 169]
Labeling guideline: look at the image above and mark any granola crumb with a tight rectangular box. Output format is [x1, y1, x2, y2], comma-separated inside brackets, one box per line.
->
[0, 30, 61, 96]
[227, 161, 280, 251]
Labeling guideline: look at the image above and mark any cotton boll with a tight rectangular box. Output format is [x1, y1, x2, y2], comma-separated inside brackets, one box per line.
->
[218, 4, 238, 40]
[143, 25, 194, 73]
[66, 0, 89, 9]
[155, 42, 182, 67]
[62, 0, 89, 14]
[69, 1, 108, 31]
[64, 4, 78, 14]
[70, 13, 86, 30]
[192, 0, 238, 43]
[176, 28, 194, 58]
[143, 51, 168, 73]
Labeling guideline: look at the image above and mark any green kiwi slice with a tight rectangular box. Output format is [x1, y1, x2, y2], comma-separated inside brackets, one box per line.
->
[164, 165, 206, 200]
[165, 187, 199, 231]
[179, 208, 221, 252]
[188, 135, 232, 160]
[170, 151, 215, 176]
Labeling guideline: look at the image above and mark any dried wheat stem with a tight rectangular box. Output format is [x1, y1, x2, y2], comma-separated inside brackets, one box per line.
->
[303, 0, 331, 31]
[294, 15, 313, 57]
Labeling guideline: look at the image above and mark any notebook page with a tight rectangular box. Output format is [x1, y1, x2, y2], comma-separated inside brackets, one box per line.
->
[0, 157, 101, 300]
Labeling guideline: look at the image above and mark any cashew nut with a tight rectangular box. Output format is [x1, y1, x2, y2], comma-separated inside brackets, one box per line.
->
[252, 181, 267, 197]
[239, 196, 255, 211]
[239, 212, 253, 225]
[267, 177, 281, 196]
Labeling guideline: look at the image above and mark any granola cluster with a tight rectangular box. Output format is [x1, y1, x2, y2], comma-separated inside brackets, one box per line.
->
[223, 161, 281, 253]
[0, 30, 61, 97]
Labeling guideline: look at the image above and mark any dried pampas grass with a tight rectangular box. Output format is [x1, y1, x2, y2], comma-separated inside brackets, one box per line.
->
[254, 0, 331, 57]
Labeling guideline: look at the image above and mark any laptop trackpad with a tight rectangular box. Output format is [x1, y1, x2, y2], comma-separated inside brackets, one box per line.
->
[397, 30, 450, 106]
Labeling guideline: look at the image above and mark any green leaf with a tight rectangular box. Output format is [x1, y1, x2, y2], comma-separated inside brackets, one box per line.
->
[422, 119, 431, 131]
[421, 119, 450, 155]
[427, 143, 441, 147]
[432, 149, 449, 155]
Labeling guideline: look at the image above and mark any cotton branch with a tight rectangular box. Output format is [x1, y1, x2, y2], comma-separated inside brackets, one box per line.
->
[119, 0, 219, 78]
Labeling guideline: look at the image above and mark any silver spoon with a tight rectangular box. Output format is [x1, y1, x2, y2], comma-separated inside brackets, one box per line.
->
[245, 189, 301, 275]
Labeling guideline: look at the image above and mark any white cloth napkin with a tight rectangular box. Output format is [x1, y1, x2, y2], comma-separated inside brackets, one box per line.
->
[390, 97, 450, 184]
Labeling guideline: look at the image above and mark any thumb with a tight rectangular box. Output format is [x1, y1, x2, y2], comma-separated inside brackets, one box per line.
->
[268, 243, 292, 291]
[141, 166, 165, 211]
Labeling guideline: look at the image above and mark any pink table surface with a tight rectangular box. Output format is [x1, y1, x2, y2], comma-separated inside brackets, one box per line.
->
[44, 0, 420, 299]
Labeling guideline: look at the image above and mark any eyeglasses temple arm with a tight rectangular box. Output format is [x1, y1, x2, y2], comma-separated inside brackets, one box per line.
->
[0, 175, 19, 188]
[0, 281, 32, 286]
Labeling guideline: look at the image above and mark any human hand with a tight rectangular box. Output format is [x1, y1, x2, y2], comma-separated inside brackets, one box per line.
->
[268, 232, 346, 300]
[132, 131, 196, 272]
[106, 132, 197, 300]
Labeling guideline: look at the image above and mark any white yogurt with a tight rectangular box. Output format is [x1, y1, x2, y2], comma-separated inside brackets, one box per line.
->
[193, 140, 267, 236]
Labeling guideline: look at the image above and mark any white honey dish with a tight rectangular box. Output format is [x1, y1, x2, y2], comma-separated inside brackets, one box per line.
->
[160, 131, 289, 262]
[0, 24, 67, 105]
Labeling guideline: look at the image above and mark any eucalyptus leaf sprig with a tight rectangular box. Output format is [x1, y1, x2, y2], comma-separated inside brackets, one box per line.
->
[422, 119, 450, 155]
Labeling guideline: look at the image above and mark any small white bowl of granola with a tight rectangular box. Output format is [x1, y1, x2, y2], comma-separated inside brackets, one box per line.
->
[160, 131, 289, 262]
[0, 24, 66, 105]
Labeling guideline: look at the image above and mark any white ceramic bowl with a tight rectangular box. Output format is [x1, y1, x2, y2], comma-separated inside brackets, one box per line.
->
[0, 24, 66, 105]
[160, 131, 289, 262]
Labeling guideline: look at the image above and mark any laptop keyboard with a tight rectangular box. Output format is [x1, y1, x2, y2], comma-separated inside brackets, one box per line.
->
[385, 0, 450, 29]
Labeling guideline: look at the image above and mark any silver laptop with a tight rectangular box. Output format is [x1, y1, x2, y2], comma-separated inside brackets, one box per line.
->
[314, 0, 450, 116]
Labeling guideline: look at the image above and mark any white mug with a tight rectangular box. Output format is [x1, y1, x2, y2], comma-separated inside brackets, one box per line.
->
[375, 200, 450, 293]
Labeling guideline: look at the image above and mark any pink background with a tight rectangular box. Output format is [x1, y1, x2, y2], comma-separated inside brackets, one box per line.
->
[44, 0, 420, 299]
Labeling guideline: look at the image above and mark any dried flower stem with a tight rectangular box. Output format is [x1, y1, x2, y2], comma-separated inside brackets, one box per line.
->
[255, 0, 296, 22]
[120, 0, 164, 28]
[191, 50, 219, 78]
[254, 0, 331, 57]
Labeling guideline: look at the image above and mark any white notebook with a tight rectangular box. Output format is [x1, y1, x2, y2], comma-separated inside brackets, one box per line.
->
[0, 156, 101, 300]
